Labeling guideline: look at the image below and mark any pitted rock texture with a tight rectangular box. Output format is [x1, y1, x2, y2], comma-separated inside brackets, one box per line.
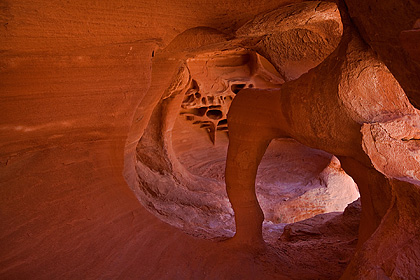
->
[130, 8, 353, 238]
[2, 0, 420, 279]
[180, 50, 284, 144]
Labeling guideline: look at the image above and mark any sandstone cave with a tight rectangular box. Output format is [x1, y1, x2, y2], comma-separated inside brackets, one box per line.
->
[1, 1, 420, 279]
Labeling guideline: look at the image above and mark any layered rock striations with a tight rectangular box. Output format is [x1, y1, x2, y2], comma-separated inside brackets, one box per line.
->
[1, 0, 419, 279]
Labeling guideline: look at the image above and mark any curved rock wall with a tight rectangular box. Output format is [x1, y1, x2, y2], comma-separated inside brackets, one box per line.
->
[1, 0, 419, 279]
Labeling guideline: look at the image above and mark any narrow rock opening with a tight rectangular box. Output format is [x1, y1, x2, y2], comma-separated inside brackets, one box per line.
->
[231, 83, 246, 94]
[206, 109, 223, 120]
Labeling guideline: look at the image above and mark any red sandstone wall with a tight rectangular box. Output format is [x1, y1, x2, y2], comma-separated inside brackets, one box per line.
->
[1, 1, 419, 279]
[0, 1, 301, 278]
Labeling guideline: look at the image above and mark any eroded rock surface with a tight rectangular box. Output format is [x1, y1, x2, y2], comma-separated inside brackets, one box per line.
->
[130, 5, 355, 239]
[362, 115, 420, 185]
[345, 0, 420, 108]
[173, 119, 359, 228]
[223, 4, 420, 279]
[1, 0, 420, 279]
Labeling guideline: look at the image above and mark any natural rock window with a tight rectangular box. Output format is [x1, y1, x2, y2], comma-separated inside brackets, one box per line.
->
[127, 7, 420, 273]
[173, 49, 359, 234]
[132, 2, 363, 240]
[4, 0, 420, 279]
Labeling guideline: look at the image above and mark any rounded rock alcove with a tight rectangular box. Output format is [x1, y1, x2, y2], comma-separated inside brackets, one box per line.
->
[123, 1, 420, 278]
[126, 2, 355, 241]
[171, 50, 360, 240]
[4, 1, 420, 279]
[132, 49, 360, 241]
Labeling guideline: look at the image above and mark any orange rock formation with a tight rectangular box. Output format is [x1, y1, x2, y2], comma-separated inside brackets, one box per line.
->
[1, 0, 419, 279]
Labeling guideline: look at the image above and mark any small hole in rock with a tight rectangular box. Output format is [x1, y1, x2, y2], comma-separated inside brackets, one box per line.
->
[196, 107, 207, 116]
[218, 119, 227, 126]
[231, 84, 246, 94]
[206, 110, 223, 120]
